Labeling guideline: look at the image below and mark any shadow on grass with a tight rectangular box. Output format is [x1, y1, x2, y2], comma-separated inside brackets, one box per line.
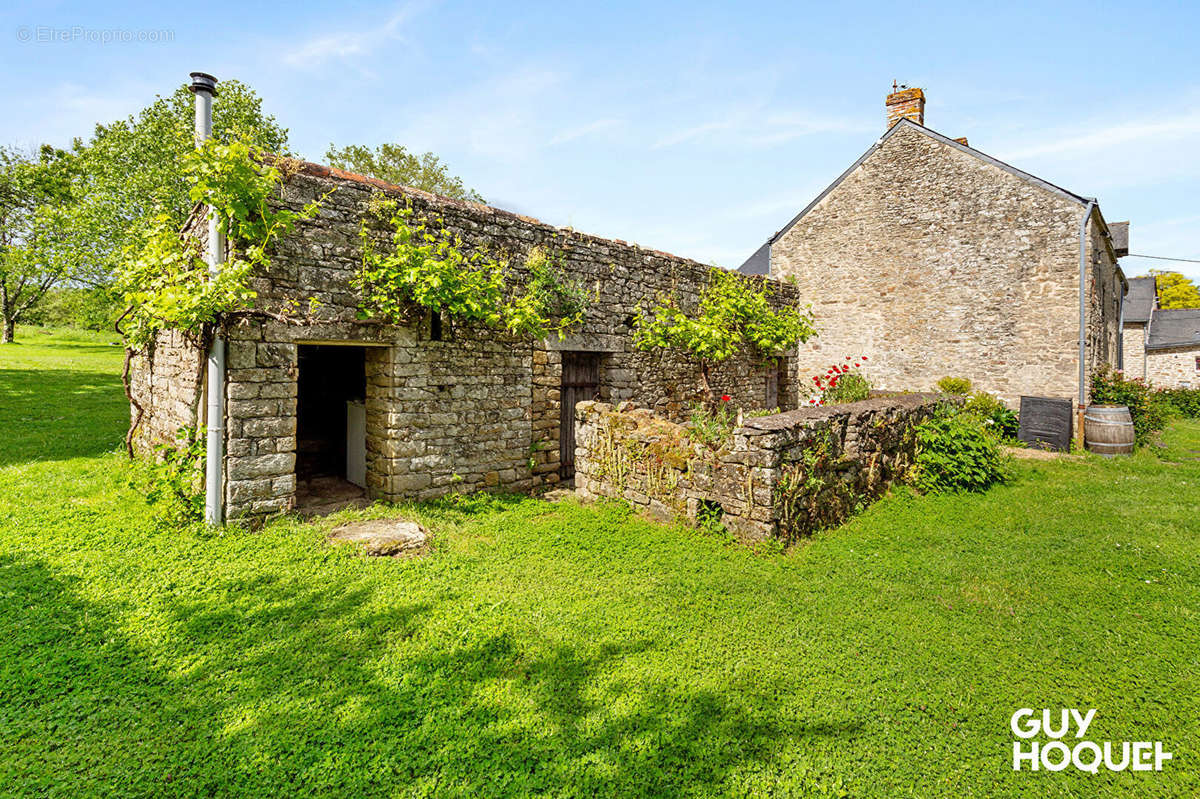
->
[0, 368, 127, 465]
[0, 552, 859, 796]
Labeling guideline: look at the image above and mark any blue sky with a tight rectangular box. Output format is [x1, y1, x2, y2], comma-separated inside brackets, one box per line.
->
[4, 0, 1200, 281]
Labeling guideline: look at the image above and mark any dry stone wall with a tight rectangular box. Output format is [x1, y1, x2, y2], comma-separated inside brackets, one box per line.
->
[129, 330, 205, 452]
[770, 123, 1122, 408]
[132, 162, 800, 521]
[574, 394, 945, 541]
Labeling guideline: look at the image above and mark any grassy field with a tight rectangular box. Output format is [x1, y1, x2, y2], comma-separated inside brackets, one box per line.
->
[1, 329, 1198, 797]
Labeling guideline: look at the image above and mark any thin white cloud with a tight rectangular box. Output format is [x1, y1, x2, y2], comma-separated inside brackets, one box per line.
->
[652, 111, 869, 150]
[748, 113, 873, 146]
[548, 118, 623, 146]
[283, 1, 430, 70]
[652, 119, 738, 149]
[393, 67, 567, 161]
[1005, 112, 1200, 160]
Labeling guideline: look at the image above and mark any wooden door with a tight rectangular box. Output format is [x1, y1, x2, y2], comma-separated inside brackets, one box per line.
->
[560, 352, 601, 479]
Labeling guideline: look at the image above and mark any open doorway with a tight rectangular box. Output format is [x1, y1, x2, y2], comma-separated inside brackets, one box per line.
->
[296, 344, 368, 514]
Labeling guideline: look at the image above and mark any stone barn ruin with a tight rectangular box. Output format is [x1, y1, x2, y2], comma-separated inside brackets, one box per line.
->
[130, 161, 800, 522]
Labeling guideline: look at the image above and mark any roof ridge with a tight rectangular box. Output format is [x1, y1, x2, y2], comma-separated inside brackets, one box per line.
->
[738, 118, 1100, 273]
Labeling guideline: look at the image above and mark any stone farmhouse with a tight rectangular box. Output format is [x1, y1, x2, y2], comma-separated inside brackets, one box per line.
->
[131, 161, 799, 522]
[740, 87, 1127, 408]
[1120, 276, 1200, 388]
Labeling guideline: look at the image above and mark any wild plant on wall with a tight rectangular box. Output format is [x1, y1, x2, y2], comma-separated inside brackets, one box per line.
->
[632, 269, 815, 403]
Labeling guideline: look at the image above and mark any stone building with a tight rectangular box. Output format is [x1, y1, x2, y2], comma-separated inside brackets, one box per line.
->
[740, 87, 1127, 408]
[1120, 276, 1200, 388]
[131, 161, 799, 521]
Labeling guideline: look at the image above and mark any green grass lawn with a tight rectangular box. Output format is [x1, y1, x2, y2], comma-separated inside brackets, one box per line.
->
[2, 329, 1198, 797]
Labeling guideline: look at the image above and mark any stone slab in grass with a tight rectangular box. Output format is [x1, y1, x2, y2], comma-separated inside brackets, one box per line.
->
[328, 518, 429, 557]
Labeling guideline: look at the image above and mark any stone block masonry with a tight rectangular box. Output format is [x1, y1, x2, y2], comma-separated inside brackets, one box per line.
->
[770, 122, 1122, 409]
[574, 394, 946, 541]
[131, 160, 801, 522]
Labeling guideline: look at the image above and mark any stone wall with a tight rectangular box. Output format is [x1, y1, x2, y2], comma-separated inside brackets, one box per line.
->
[132, 161, 800, 521]
[574, 394, 945, 541]
[770, 122, 1122, 408]
[129, 330, 205, 452]
[1122, 323, 1147, 379]
[1146, 346, 1200, 389]
[1118, 322, 1198, 388]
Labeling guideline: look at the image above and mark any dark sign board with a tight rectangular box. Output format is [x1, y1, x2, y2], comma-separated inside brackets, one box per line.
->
[1018, 396, 1073, 452]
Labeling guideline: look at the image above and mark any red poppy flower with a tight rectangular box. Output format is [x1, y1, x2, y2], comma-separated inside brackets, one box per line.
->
[721, 394, 731, 402]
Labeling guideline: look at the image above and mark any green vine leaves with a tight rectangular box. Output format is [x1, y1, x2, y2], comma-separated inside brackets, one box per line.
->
[355, 197, 592, 341]
[632, 267, 816, 373]
[114, 139, 327, 349]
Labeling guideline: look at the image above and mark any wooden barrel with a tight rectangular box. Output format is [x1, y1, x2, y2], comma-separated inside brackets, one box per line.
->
[1084, 405, 1135, 456]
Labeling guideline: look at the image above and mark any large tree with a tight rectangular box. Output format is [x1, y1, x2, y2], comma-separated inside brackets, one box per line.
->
[0, 146, 88, 343]
[1149, 270, 1200, 309]
[74, 79, 289, 287]
[324, 142, 483, 202]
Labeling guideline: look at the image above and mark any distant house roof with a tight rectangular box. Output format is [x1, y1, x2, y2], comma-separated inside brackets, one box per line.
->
[739, 241, 770, 276]
[1124, 276, 1157, 323]
[738, 117, 1100, 275]
[1147, 308, 1200, 350]
[1109, 221, 1129, 257]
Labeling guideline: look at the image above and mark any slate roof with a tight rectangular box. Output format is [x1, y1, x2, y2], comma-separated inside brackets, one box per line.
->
[1109, 221, 1129, 257]
[739, 241, 770, 276]
[1147, 308, 1200, 350]
[1124, 276, 1157, 323]
[738, 118, 1101, 275]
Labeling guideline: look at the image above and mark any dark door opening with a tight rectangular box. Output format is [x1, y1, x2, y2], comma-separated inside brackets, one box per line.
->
[296, 345, 367, 512]
[559, 351, 601, 479]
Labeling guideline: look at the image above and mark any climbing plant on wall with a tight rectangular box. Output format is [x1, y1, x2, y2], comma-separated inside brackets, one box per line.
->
[633, 268, 815, 400]
[354, 197, 590, 340]
[113, 138, 326, 453]
[114, 139, 324, 348]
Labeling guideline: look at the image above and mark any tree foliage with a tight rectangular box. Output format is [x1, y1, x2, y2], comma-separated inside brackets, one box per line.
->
[633, 269, 815, 396]
[355, 198, 589, 340]
[325, 143, 484, 202]
[0, 145, 89, 342]
[114, 139, 321, 349]
[1149, 270, 1200, 309]
[75, 79, 288, 287]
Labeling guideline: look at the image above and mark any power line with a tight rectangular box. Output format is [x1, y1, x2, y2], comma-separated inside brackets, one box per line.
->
[1125, 253, 1200, 264]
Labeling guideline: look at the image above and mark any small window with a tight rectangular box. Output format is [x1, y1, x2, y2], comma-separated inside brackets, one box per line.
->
[430, 310, 444, 341]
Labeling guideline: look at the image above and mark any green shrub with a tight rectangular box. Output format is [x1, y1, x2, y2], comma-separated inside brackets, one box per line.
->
[823, 372, 871, 404]
[1155, 387, 1200, 419]
[1090, 368, 1169, 445]
[963, 391, 1019, 440]
[935, 376, 973, 395]
[910, 405, 1011, 493]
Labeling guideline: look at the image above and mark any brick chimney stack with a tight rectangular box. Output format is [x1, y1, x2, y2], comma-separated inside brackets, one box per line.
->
[886, 85, 925, 128]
